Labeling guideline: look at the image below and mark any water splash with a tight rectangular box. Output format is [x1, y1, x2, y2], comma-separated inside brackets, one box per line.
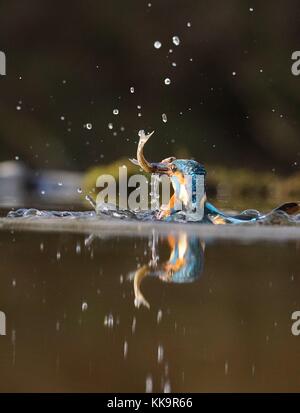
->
[6, 205, 300, 225]
[7, 209, 96, 219]
[150, 174, 160, 211]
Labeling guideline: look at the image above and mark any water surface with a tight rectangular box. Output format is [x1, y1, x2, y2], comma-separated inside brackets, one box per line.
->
[0, 223, 299, 392]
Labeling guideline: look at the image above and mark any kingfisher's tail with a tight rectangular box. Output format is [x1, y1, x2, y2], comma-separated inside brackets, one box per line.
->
[272, 202, 300, 215]
[204, 201, 300, 225]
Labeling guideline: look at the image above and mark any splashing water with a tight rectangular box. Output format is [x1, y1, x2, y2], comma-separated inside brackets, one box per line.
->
[7, 208, 97, 219]
[150, 174, 160, 211]
[6, 206, 300, 225]
[5, 176, 300, 227]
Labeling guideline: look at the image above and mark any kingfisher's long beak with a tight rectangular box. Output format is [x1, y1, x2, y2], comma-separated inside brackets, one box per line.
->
[129, 130, 174, 174]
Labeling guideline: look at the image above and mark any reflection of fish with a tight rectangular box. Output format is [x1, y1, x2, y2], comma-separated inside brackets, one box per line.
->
[130, 132, 300, 223]
[133, 233, 205, 309]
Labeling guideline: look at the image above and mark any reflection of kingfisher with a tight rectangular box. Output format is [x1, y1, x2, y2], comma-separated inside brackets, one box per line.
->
[133, 233, 205, 308]
[130, 131, 300, 223]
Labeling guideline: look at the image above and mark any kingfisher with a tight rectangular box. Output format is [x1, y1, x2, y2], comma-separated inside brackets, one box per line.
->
[132, 233, 205, 308]
[130, 131, 300, 224]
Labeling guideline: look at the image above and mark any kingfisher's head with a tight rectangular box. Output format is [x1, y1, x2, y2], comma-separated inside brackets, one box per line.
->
[130, 131, 207, 214]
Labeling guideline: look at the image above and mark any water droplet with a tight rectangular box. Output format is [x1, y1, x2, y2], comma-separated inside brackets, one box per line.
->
[187, 22, 192, 27]
[132, 316, 137, 334]
[41, 190, 45, 195]
[81, 302, 88, 311]
[77, 188, 83, 194]
[16, 105, 21, 111]
[249, 7, 254, 12]
[157, 345, 164, 363]
[14, 156, 19, 161]
[145, 375, 153, 393]
[232, 71, 236, 76]
[56, 251, 61, 261]
[162, 113, 167, 123]
[157, 309, 163, 324]
[104, 313, 114, 328]
[154, 41, 162, 49]
[60, 115, 65, 121]
[108, 122, 113, 130]
[76, 242, 81, 254]
[225, 361, 229, 375]
[163, 380, 171, 393]
[171, 62, 177, 67]
[130, 86, 135, 93]
[12, 279, 16, 288]
[164, 78, 171, 85]
[172, 36, 180, 46]
[123, 341, 128, 359]
[85, 123, 92, 130]
[113, 109, 119, 115]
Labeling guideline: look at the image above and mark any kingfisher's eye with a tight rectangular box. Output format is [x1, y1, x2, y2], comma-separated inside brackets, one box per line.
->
[170, 164, 177, 172]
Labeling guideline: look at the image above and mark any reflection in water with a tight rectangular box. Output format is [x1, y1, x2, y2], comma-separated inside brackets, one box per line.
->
[131, 232, 205, 309]
[0, 228, 300, 392]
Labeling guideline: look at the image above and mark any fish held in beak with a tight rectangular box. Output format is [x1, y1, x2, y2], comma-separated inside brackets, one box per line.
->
[129, 130, 175, 174]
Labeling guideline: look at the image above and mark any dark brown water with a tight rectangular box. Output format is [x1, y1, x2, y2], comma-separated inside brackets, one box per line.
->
[0, 227, 299, 392]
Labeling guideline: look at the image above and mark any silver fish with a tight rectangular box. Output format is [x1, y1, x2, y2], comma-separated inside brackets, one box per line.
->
[129, 130, 174, 173]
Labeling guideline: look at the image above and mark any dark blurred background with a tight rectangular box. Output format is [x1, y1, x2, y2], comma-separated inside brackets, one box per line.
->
[0, 0, 300, 208]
